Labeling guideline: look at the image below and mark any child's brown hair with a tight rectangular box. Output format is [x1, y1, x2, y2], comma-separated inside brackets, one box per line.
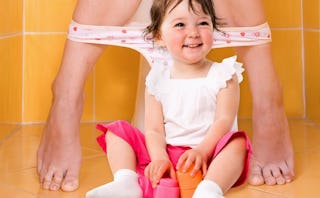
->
[145, 0, 219, 39]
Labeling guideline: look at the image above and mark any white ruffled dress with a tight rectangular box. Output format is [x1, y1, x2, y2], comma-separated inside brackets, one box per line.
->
[145, 56, 244, 148]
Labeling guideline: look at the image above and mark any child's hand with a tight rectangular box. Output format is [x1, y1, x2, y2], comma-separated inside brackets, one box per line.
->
[144, 159, 176, 188]
[176, 149, 207, 177]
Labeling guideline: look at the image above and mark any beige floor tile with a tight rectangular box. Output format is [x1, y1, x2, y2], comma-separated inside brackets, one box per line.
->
[289, 119, 320, 152]
[0, 156, 111, 198]
[0, 124, 20, 143]
[0, 119, 319, 197]
[247, 150, 320, 197]
[227, 186, 286, 197]
[0, 183, 35, 198]
[0, 131, 38, 174]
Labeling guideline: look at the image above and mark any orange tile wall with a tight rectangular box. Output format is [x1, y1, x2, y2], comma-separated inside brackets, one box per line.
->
[207, 0, 304, 118]
[0, 0, 23, 123]
[22, 0, 139, 123]
[0, 0, 319, 124]
[304, 0, 320, 124]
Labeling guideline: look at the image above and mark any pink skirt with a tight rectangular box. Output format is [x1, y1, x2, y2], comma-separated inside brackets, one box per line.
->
[96, 120, 252, 198]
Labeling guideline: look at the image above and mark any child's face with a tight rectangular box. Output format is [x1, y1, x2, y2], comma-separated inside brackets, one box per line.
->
[158, 0, 213, 65]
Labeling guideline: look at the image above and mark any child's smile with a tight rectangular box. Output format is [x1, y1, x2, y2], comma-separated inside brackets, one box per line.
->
[182, 43, 203, 48]
[158, 0, 214, 66]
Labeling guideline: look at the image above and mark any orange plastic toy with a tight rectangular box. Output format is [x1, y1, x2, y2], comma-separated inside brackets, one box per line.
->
[176, 163, 203, 198]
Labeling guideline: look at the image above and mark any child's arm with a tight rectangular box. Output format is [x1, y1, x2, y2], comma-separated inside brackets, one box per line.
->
[144, 90, 176, 187]
[177, 74, 240, 176]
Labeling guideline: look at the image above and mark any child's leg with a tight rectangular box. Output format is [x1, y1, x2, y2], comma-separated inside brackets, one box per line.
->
[106, 132, 137, 172]
[193, 136, 247, 197]
[86, 132, 142, 198]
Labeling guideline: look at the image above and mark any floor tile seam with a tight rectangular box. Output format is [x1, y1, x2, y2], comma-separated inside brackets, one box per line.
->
[294, 146, 320, 154]
[246, 186, 289, 197]
[82, 153, 106, 160]
[304, 118, 320, 128]
[0, 182, 36, 197]
[3, 167, 37, 176]
[82, 145, 105, 153]
[0, 125, 22, 146]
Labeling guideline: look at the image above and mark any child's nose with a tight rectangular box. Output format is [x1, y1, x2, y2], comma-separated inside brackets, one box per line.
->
[188, 27, 200, 38]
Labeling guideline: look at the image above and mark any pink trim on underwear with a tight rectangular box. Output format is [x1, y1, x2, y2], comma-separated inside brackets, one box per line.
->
[67, 21, 271, 65]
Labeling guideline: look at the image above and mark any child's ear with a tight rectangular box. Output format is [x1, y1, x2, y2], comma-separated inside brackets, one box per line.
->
[155, 35, 166, 47]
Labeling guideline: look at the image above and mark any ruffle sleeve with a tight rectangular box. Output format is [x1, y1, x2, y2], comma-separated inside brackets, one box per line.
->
[207, 56, 244, 93]
[145, 65, 169, 100]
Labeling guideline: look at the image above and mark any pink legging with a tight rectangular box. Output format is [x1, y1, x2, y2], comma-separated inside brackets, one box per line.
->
[96, 120, 252, 198]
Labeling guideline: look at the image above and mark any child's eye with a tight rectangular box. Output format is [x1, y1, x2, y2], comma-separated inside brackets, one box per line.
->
[199, 21, 210, 26]
[174, 22, 185, 28]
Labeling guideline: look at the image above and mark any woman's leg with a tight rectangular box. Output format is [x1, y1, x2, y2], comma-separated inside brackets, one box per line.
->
[213, 0, 294, 185]
[37, 0, 142, 191]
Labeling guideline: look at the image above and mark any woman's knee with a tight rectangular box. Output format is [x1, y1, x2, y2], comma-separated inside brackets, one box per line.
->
[73, 0, 142, 25]
[214, 0, 266, 26]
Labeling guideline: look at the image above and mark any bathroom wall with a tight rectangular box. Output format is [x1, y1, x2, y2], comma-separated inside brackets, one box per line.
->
[13, 0, 140, 123]
[208, 0, 304, 118]
[0, 0, 318, 124]
[304, 0, 320, 124]
[23, 0, 78, 122]
[0, 0, 23, 123]
[262, 0, 304, 118]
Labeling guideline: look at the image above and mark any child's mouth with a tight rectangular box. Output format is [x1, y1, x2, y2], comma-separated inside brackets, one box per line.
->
[183, 43, 203, 48]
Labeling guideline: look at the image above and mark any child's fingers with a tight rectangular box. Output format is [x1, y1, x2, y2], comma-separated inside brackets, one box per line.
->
[144, 165, 151, 178]
[156, 164, 166, 179]
[190, 157, 202, 176]
[182, 158, 194, 172]
[152, 166, 162, 187]
[176, 154, 187, 171]
[152, 162, 170, 187]
[145, 163, 160, 187]
[169, 166, 177, 180]
[202, 161, 207, 177]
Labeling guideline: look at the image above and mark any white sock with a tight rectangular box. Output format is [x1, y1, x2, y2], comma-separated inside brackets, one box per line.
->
[192, 179, 224, 198]
[86, 169, 142, 198]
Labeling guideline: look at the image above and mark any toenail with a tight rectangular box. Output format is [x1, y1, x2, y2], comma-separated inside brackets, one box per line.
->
[51, 184, 59, 191]
[43, 183, 50, 189]
[62, 181, 79, 191]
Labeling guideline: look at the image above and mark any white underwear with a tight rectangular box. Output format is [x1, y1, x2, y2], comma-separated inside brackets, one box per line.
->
[68, 21, 271, 65]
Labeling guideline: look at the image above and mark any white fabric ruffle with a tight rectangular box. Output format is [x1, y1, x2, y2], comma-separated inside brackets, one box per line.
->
[146, 56, 244, 99]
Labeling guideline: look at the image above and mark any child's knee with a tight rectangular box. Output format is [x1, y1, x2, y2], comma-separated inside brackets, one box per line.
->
[230, 135, 247, 152]
[105, 131, 123, 144]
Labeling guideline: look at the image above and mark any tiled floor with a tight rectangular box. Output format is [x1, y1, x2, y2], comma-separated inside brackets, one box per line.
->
[0, 118, 320, 197]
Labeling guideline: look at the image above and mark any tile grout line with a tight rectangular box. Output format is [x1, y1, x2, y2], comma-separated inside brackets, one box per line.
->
[24, 31, 67, 35]
[93, 62, 96, 122]
[300, 0, 306, 118]
[0, 125, 22, 147]
[21, 0, 25, 123]
[246, 186, 289, 198]
[0, 32, 22, 39]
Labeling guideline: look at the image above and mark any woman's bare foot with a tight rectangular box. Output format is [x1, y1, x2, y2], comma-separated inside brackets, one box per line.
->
[37, 97, 83, 191]
[248, 107, 294, 185]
